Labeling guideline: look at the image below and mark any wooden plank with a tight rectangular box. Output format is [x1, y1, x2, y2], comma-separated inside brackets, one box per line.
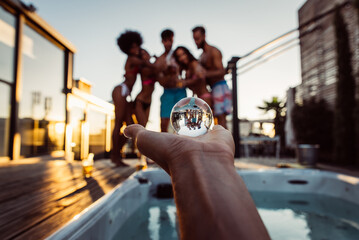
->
[11, 167, 136, 240]
[0, 159, 116, 205]
[0, 165, 129, 227]
[0, 161, 126, 218]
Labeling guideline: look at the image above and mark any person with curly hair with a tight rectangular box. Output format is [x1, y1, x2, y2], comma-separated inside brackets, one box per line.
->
[112, 30, 153, 166]
[173, 46, 212, 108]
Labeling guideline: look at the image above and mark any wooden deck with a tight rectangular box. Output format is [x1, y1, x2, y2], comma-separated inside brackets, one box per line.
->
[0, 158, 137, 240]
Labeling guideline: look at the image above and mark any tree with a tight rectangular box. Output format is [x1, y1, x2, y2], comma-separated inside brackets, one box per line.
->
[333, 7, 356, 165]
[257, 96, 285, 143]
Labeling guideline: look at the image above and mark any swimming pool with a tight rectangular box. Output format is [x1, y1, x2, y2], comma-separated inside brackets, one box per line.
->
[47, 168, 359, 240]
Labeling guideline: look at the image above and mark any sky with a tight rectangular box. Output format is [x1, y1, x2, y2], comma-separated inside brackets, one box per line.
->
[24, 0, 307, 131]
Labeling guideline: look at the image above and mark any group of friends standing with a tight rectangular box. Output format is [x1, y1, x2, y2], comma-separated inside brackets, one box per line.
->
[111, 26, 232, 166]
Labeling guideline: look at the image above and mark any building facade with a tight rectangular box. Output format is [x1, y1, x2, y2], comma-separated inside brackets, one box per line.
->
[297, 0, 359, 106]
[0, 0, 114, 161]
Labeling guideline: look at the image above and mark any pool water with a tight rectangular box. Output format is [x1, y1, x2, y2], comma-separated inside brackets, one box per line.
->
[252, 192, 359, 240]
[114, 199, 178, 240]
[113, 192, 359, 240]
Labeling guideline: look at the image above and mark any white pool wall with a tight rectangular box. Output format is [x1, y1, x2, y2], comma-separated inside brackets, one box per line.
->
[239, 169, 359, 204]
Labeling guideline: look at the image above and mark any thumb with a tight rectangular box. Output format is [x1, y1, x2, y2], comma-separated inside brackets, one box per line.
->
[124, 124, 173, 173]
[123, 124, 145, 140]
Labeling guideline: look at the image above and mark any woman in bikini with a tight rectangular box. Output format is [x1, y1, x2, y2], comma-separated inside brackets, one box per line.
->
[173, 46, 212, 108]
[112, 30, 147, 166]
[134, 49, 156, 127]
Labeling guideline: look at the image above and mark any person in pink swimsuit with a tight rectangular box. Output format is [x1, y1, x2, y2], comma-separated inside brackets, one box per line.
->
[134, 49, 156, 127]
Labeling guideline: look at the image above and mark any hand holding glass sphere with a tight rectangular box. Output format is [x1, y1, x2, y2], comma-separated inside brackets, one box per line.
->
[170, 97, 214, 137]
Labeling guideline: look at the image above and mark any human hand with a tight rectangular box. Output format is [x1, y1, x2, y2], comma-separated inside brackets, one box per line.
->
[124, 124, 270, 240]
[140, 49, 150, 61]
[176, 79, 185, 88]
[124, 124, 235, 174]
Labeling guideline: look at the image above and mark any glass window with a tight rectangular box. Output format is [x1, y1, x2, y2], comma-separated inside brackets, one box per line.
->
[0, 6, 15, 157]
[0, 6, 15, 83]
[19, 23, 65, 156]
[0, 83, 11, 157]
[70, 106, 85, 160]
[88, 109, 106, 159]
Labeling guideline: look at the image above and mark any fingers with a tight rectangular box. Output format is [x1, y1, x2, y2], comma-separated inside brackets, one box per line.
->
[124, 124, 235, 172]
[123, 124, 145, 139]
[212, 125, 225, 131]
[124, 124, 173, 173]
[205, 125, 235, 154]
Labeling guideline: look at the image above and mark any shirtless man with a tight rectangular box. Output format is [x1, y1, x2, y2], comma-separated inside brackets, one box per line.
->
[155, 29, 187, 132]
[192, 26, 231, 129]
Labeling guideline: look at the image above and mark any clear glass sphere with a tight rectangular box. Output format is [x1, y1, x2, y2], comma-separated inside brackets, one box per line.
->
[170, 97, 214, 137]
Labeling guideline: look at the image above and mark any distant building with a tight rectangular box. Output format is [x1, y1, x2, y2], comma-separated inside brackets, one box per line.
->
[296, 0, 359, 106]
[0, 0, 114, 161]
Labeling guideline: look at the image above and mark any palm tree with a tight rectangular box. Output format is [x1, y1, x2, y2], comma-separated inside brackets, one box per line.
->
[257, 96, 285, 138]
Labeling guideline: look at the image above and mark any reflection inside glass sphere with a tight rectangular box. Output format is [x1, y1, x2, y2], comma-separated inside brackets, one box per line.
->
[170, 97, 214, 137]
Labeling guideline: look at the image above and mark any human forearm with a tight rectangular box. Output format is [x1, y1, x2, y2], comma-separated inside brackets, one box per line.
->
[181, 77, 198, 88]
[143, 60, 158, 70]
[158, 73, 177, 88]
[169, 151, 270, 240]
[205, 69, 225, 79]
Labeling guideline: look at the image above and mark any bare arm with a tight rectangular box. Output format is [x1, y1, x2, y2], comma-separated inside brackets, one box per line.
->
[157, 72, 178, 88]
[128, 55, 144, 67]
[205, 48, 225, 79]
[130, 51, 158, 70]
[181, 61, 205, 87]
[124, 125, 270, 240]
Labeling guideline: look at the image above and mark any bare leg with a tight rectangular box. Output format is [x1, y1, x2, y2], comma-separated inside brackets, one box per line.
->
[161, 118, 170, 132]
[217, 114, 227, 129]
[111, 86, 129, 166]
[145, 104, 151, 126]
[202, 96, 213, 110]
[135, 99, 149, 127]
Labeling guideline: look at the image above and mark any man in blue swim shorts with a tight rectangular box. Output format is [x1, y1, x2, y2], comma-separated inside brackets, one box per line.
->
[155, 29, 187, 132]
[192, 25, 232, 129]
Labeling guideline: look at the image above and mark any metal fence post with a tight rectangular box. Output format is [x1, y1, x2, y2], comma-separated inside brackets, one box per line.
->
[228, 57, 241, 158]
